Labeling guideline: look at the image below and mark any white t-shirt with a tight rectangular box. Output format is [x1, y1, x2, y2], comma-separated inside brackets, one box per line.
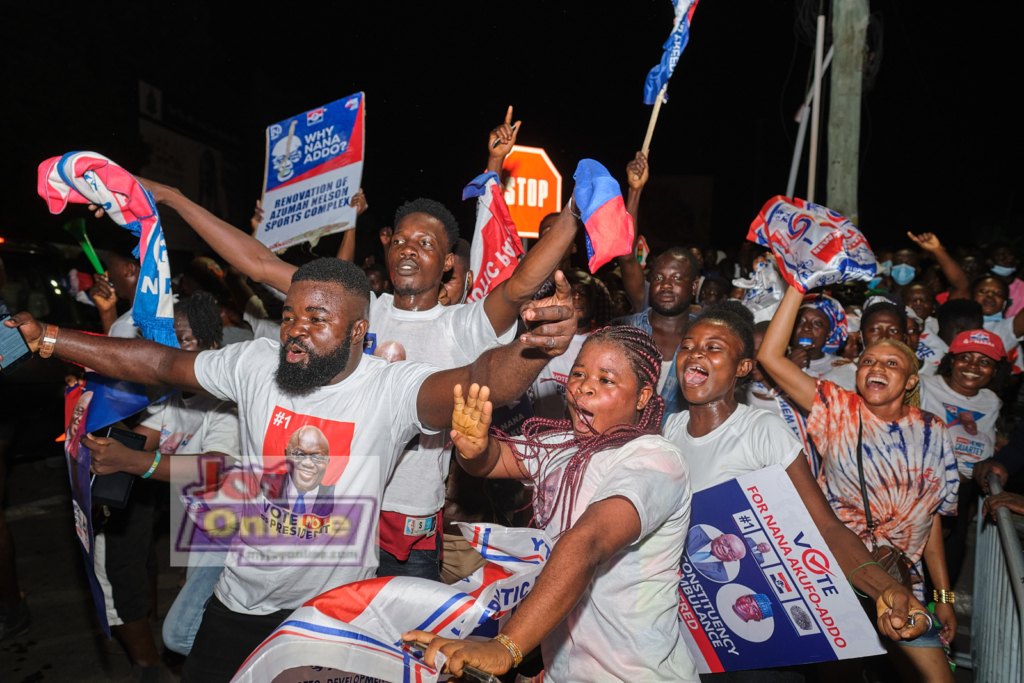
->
[528, 333, 589, 420]
[916, 327, 948, 376]
[920, 375, 1002, 477]
[193, 338, 439, 614]
[519, 433, 697, 682]
[140, 393, 239, 459]
[657, 359, 673, 394]
[244, 295, 282, 341]
[663, 403, 803, 492]
[985, 317, 1024, 372]
[108, 308, 140, 339]
[368, 293, 515, 515]
[820, 359, 858, 391]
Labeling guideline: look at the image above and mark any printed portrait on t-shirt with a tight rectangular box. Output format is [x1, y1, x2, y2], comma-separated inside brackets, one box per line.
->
[716, 582, 776, 643]
[534, 466, 563, 525]
[260, 406, 354, 491]
[686, 524, 745, 583]
[259, 425, 338, 517]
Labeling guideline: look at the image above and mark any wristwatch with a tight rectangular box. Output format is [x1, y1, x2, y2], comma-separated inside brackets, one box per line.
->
[39, 325, 59, 358]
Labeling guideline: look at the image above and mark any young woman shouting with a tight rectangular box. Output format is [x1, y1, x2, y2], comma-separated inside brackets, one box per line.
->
[405, 326, 697, 682]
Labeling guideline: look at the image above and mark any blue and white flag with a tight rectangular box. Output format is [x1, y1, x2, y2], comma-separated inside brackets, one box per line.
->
[644, 0, 700, 104]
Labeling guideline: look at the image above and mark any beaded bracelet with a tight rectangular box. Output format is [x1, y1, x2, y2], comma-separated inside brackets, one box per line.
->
[847, 560, 884, 598]
[494, 633, 523, 667]
[142, 451, 161, 479]
[933, 589, 955, 604]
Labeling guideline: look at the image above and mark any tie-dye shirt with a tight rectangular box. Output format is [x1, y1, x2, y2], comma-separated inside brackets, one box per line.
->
[807, 381, 959, 599]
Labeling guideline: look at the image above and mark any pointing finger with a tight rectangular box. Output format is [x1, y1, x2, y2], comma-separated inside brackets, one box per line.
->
[505, 105, 513, 125]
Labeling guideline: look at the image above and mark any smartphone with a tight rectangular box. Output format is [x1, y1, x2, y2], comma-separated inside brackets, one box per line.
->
[0, 315, 32, 375]
[401, 640, 501, 683]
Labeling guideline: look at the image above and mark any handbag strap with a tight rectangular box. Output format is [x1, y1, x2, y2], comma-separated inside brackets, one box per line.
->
[855, 410, 876, 533]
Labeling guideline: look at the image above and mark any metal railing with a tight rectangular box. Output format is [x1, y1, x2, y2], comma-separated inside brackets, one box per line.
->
[970, 473, 1024, 681]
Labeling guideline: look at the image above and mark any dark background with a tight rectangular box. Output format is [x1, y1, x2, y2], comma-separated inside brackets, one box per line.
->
[2, 0, 1021, 263]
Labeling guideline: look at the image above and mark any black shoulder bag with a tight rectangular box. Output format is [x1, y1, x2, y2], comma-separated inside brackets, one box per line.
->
[856, 413, 919, 590]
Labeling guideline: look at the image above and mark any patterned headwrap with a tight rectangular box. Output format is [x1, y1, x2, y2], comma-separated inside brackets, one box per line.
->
[799, 293, 849, 353]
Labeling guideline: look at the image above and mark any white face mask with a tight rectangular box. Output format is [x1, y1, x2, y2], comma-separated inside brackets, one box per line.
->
[991, 264, 1017, 277]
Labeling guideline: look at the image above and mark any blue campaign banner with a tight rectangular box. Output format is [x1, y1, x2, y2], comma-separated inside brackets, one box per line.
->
[64, 385, 111, 638]
[256, 93, 365, 252]
[678, 465, 884, 673]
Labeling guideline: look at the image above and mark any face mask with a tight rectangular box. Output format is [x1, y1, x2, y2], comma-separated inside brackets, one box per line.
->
[877, 260, 892, 276]
[992, 265, 1017, 277]
[868, 277, 883, 290]
[984, 312, 1003, 323]
[892, 263, 916, 285]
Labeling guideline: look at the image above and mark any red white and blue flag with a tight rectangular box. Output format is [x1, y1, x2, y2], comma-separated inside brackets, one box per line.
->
[573, 160, 635, 272]
[748, 196, 876, 294]
[462, 172, 524, 303]
[231, 524, 551, 683]
[644, 0, 700, 104]
[38, 152, 179, 348]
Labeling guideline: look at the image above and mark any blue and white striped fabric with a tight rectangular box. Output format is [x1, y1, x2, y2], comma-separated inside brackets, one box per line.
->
[644, 0, 700, 104]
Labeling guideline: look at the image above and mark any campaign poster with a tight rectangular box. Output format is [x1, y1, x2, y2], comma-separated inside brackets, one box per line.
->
[678, 465, 884, 673]
[256, 93, 365, 252]
[64, 385, 111, 637]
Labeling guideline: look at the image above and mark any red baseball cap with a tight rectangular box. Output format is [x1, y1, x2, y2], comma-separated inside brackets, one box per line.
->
[949, 329, 1006, 361]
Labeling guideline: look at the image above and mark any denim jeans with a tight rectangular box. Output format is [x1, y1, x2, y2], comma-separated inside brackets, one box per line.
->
[163, 563, 224, 655]
[376, 532, 442, 581]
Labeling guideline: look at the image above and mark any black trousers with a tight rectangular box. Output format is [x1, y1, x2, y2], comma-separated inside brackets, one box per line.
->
[181, 595, 291, 683]
[943, 477, 975, 587]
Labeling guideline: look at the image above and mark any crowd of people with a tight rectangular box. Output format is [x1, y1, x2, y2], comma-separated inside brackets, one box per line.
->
[1, 110, 1023, 683]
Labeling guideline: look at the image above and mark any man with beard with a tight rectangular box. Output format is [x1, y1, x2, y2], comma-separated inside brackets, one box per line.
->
[118, 113, 583, 580]
[3, 255, 577, 683]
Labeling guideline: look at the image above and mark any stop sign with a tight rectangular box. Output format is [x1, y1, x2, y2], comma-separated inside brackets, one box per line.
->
[501, 146, 562, 238]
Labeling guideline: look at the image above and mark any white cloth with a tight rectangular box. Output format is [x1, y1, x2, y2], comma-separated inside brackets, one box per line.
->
[917, 326, 948, 376]
[805, 353, 857, 391]
[140, 393, 239, 459]
[193, 338, 439, 614]
[663, 403, 803, 492]
[528, 332, 589, 420]
[985, 317, 1024, 372]
[108, 308, 140, 339]
[920, 375, 1002, 477]
[517, 433, 696, 683]
[244, 294, 282, 341]
[804, 353, 839, 380]
[657, 359, 673, 394]
[368, 293, 515, 516]
[737, 383, 785, 420]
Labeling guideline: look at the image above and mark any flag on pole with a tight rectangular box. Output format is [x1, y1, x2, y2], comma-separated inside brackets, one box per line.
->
[231, 524, 552, 683]
[462, 172, 525, 302]
[572, 160, 635, 272]
[38, 152, 179, 347]
[644, 0, 700, 104]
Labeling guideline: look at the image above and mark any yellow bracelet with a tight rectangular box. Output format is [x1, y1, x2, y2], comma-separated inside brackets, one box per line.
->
[933, 589, 955, 604]
[495, 633, 523, 667]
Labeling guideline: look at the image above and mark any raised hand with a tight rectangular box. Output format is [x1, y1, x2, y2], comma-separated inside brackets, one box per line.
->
[351, 188, 368, 216]
[488, 105, 521, 159]
[627, 151, 649, 188]
[88, 273, 118, 312]
[519, 270, 576, 356]
[451, 383, 492, 459]
[906, 231, 943, 253]
[250, 200, 265, 235]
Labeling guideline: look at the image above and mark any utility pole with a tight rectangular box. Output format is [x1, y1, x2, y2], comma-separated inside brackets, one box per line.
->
[827, 0, 869, 222]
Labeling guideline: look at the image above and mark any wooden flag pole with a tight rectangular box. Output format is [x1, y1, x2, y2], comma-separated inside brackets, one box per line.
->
[635, 86, 667, 180]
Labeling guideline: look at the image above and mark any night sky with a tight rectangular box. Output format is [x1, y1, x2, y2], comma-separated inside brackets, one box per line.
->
[3, 1, 1021, 263]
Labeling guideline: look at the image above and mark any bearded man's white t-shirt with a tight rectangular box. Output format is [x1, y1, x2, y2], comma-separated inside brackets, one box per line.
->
[663, 403, 803, 492]
[193, 338, 440, 614]
[527, 332, 589, 420]
[920, 375, 1002, 477]
[518, 433, 697, 682]
[367, 293, 515, 516]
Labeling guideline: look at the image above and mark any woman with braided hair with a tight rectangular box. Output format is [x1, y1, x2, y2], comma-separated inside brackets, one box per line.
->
[405, 325, 697, 682]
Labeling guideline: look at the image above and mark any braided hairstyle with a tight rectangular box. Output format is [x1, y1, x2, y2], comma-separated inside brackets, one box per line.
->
[492, 325, 665, 532]
[174, 291, 223, 350]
